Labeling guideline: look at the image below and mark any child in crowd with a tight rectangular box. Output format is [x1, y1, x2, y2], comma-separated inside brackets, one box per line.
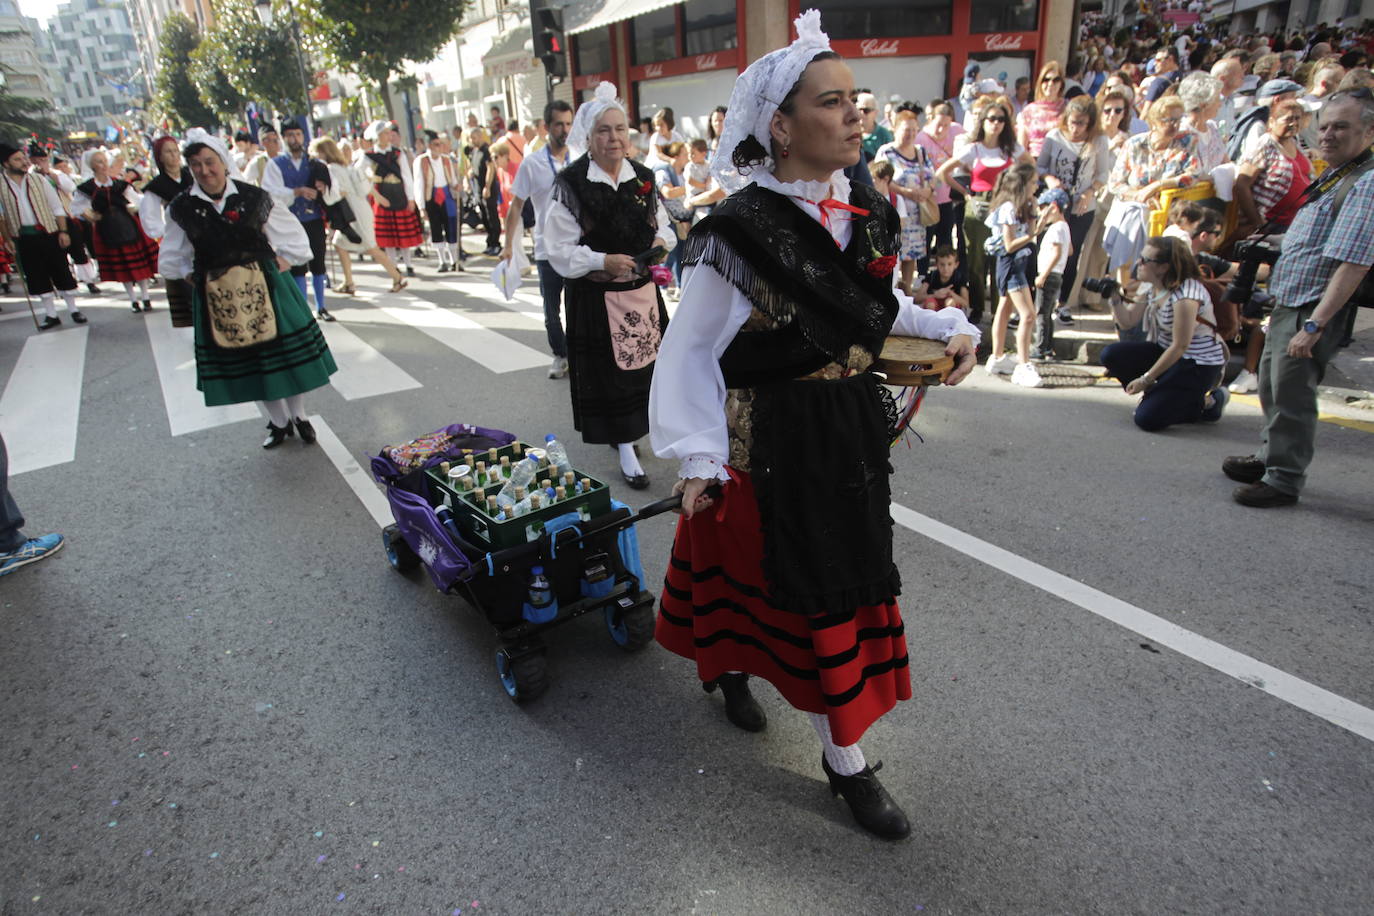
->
[1033, 188, 1073, 360]
[984, 162, 1046, 388]
[1163, 199, 1210, 245]
[913, 244, 970, 312]
[869, 158, 912, 291]
[685, 138, 712, 193]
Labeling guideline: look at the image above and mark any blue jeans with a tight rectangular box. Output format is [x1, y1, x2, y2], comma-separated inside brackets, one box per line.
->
[1101, 341, 1222, 431]
[0, 432, 25, 551]
[537, 259, 568, 359]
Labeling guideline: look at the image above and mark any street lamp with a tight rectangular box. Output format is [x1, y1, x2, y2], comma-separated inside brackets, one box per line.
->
[254, 0, 315, 134]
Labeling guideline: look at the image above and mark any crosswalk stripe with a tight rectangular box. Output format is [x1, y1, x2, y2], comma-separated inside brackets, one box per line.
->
[0, 326, 87, 475]
[344, 289, 548, 374]
[317, 320, 423, 401]
[144, 318, 260, 436]
[309, 414, 393, 528]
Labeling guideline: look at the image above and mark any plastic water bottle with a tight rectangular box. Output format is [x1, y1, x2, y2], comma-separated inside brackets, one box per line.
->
[435, 505, 461, 540]
[524, 565, 557, 623]
[544, 435, 574, 478]
[498, 456, 539, 502]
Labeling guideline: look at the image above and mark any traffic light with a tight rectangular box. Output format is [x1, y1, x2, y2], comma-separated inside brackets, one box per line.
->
[535, 6, 567, 80]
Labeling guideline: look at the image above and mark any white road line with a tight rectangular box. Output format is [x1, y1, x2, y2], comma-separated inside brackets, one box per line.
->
[0, 326, 87, 475]
[344, 290, 547, 373]
[890, 503, 1374, 743]
[317, 320, 422, 401]
[309, 414, 393, 528]
[145, 317, 260, 436]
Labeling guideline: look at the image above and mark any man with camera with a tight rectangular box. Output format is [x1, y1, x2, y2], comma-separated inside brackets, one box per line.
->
[1223, 90, 1374, 508]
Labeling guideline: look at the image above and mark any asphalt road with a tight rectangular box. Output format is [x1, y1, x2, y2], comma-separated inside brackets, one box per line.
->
[1, 257, 1371, 915]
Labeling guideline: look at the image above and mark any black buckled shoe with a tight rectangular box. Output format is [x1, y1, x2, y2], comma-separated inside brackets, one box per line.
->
[38, 315, 60, 331]
[70, 311, 87, 324]
[703, 673, 766, 732]
[141, 299, 153, 312]
[130, 301, 142, 313]
[1222, 454, 1265, 484]
[622, 471, 650, 490]
[262, 421, 294, 449]
[293, 417, 316, 445]
[821, 756, 911, 840]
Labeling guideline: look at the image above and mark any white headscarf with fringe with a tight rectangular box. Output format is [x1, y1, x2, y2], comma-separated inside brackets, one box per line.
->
[568, 81, 624, 159]
[182, 127, 244, 182]
[709, 8, 834, 193]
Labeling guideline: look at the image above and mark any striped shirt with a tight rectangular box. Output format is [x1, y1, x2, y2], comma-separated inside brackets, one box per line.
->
[1149, 278, 1226, 365]
[1268, 166, 1374, 310]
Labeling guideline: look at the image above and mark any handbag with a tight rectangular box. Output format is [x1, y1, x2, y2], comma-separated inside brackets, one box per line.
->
[326, 199, 362, 245]
[918, 196, 940, 227]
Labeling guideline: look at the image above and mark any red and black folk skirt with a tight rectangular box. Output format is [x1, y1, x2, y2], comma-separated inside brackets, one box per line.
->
[90, 221, 159, 282]
[371, 201, 424, 249]
[657, 469, 911, 747]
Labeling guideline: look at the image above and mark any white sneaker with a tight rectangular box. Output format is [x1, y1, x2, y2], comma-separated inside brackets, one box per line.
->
[1011, 361, 1044, 388]
[548, 356, 569, 379]
[1228, 369, 1258, 394]
[984, 353, 1017, 375]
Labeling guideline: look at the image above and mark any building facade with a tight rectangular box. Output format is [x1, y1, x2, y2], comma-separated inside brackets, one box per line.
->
[0, 0, 57, 109]
[46, 0, 143, 134]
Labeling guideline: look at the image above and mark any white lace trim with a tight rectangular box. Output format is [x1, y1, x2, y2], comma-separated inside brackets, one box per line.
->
[754, 169, 852, 204]
[679, 455, 730, 482]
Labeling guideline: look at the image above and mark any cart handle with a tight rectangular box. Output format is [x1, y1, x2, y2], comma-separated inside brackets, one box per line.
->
[634, 483, 723, 523]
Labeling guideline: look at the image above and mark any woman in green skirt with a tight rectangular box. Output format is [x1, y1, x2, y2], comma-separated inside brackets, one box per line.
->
[159, 128, 337, 449]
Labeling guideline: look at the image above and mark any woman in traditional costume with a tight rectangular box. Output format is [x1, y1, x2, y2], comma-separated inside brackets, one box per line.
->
[158, 129, 337, 450]
[72, 148, 161, 313]
[648, 10, 979, 840]
[543, 82, 676, 490]
[360, 120, 424, 277]
[137, 136, 195, 327]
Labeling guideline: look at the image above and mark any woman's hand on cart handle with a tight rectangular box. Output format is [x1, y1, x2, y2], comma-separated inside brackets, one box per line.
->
[943, 333, 977, 386]
[674, 477, 718, 520]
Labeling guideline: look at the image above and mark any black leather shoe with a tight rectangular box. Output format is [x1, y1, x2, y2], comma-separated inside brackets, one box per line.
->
[821, 756, 911, 840]
[262, 421, 294, 449]
[316, 308, 336, 322]
[1222, 454, 1264, 484]
[405, 266, 415, 277]
[38, 315, 60, 330]
[142, 299, 153, 311]
[703, 673, 766, 732]
[70, 311, 87, 324]
[86, 283, 100, 295]
[622, 471, 650, 490]
[294, 417, 316, 444]
[1233, 482, 1297, 508]
[130, 301, 142, 313]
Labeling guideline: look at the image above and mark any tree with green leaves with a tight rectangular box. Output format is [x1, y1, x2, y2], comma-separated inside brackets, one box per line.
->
[0, 66, 60, 139]
[188, 40, 247, 127]
[154, 12, 216, 130]
[299, 0, 468, 117]
[200, 0, 309, 118]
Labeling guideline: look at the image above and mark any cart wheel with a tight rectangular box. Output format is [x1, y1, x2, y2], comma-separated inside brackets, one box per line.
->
[495, 648, 549, 703]
[605, 596, 655, 651]
[382, 524, 419, 571]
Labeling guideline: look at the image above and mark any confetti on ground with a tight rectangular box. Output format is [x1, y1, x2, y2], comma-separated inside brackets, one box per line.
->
[33, 834, 39, 841]
[314, 831, 324, 838]
[132, 737, 139, 742]
[162, 751, 170, 757]
[31, 897, 40, 903]
[372, 840, 380, 847]
[108, 821, 118, 827]
[112, 800, 120, 806]
[168, 803, 177, 809]
[337, 893, 346, 901]
[317, 855, 327, 864]
[209, 852, 220, 859]
[397, 866, 405, 872]
[137, 753, 146, 758]
[144, 849, 152, 856]
[70, 765, 78, 770]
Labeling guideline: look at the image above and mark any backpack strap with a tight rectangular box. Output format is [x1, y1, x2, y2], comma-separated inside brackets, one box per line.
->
[1327, 158, 1374, 223]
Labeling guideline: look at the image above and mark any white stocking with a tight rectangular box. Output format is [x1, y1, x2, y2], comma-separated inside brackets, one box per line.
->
[59, 290, 77, 312]
[808, 712, 867, 776]
[616, 443, 644, 476]
[123, 281, 136, 303]
[40, 293, 56, 318]
[136, 279, 149, 299]
[284, 393, 307, 422]
[260, 398, 289, 427]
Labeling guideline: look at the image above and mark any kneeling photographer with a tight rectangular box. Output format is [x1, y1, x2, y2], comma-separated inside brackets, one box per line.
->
[1222, 90, 1374, 508]
[1099, 237, 1230, 431]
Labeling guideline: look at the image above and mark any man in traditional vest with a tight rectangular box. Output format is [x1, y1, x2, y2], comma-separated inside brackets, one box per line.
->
[29, 144, 100, 294]
[264, 117, 334, 320]
[412, 130, 462, 272]
[0, 142, 84, 329]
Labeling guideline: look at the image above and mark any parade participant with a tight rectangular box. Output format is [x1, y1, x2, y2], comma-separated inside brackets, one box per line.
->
[136, 136, 194, 327]
[232, 130, 256, 173]
[0, 142, 82, 329]
[362, 120, 424, 276]
[542, 81, 675, 489]
[72, 149, 160, 313]
[413, 130, 461, 272]
[502, 99, 575, 379]
[1100, 236, 1228, 430]
[1223, 91, 1374, 507]
[242, 124, 280, 186]
[649, 11, 978, 841]
[263, 117, 334, 321]
[310, 137, 408, 294]
[159, 129, 337, 449]
[30, 145, 99, 294]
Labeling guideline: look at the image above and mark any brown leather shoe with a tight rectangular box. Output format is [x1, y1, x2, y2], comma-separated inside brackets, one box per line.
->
[1233, 482, 1298, 508]
[1222, 454, 1265, 484]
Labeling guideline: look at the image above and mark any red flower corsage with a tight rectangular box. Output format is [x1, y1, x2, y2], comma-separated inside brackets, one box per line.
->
[866, 254, 898, 277]
[637, 180, 653, 196]
[225, 209, 240, 223]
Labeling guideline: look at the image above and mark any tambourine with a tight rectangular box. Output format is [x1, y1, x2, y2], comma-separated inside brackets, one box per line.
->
[873, 336, 954, 387]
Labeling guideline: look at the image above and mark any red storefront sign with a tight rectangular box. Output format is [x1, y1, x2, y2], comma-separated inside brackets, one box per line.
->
[628, 50, 736, 82]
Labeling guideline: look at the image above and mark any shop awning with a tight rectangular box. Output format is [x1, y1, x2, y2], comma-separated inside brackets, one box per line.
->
[482, 26, 538, 78]
[562, 0, 681, 36]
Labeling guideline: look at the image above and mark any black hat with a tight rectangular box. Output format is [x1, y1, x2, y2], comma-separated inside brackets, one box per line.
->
[0, 142, 22, 164]
[259, 122, 279, 135]
[28, 143, 48, 158]
[234, 129, 252, 143]
[281, 116, 306, 134]
[423, 129, 438, 142]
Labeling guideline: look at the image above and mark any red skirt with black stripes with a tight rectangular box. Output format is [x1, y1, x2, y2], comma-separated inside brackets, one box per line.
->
[90, 222, 159, 282]
[372, 202, 424, 249]
[656, 469, 910, 747]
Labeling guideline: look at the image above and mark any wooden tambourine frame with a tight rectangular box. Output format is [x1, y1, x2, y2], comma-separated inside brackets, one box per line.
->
[873, 336, 954, 387]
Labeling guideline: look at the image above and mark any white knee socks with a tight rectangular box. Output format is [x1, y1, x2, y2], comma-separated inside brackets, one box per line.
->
[400, 247, 413, 269]
[284, 393, 306, 422]
[809, 712, 867, 776]
[617, 443, 644, 477]
[40, 293, 56, 318]
[123, 281, 138, 305]
[261, 399, 290, 427]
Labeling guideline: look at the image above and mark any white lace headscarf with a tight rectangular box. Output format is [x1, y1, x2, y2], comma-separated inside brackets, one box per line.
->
[709, 8, 834, 193]
[568, 81, 624, 159]
[182, 127, 244, 182]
